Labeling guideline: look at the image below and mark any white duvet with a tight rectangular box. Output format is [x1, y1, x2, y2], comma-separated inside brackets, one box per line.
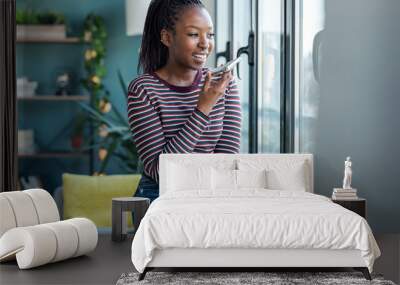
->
[131, 190, 380, 273]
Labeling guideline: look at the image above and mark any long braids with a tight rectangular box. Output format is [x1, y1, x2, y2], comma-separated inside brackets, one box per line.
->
[138, 0, 205, 74]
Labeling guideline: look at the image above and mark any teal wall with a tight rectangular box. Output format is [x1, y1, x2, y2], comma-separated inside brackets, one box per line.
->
[17, 0, 141, 191]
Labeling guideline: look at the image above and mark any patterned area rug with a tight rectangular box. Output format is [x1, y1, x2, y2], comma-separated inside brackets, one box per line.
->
[116, 271, 396, 285]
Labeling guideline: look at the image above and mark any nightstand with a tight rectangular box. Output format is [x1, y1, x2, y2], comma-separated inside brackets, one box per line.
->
[111, 197, 150, 242]
[332, 198, 366, 218]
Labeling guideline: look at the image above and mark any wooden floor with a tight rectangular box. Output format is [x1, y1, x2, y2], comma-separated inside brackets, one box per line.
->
[374, 234, 400, 284]
[0, 234, 398, 285]
[0, 234, 133, 285]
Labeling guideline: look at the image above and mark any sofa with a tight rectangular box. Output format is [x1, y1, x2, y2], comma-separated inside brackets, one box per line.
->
[53, 173, 141, 229]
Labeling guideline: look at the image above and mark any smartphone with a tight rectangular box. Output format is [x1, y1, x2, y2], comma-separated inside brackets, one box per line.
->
[210, 57, 242, 74]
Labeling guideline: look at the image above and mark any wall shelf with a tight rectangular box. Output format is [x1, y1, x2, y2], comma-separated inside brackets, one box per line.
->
[17, 95, 90, 101]
[17, 37, 84, 44]
[18, 152, 89, 158]
[17, 20, 94, 189]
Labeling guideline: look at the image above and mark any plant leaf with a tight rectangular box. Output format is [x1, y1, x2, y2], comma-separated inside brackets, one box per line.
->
[117, 69, 128, 100]
[77, 102, 116, 127]
[98, 139, 120, 173]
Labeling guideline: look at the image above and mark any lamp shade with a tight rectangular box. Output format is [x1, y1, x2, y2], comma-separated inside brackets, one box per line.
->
[125, 0, 152, 36]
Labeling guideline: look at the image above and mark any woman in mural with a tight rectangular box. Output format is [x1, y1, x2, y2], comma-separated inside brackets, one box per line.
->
[127, 0, 242, 200]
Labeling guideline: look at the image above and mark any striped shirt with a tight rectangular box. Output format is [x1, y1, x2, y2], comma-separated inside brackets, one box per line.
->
[127, 68, 242, 183]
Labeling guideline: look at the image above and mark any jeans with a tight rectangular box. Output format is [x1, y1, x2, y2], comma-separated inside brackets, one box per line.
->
[132, 174, 159, 227]
[134, 174, 159, 202]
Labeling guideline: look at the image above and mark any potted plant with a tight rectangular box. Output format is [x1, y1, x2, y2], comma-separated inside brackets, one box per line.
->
[77, 70, 141, 174]
[75, 14, 141, 174]
[16, 10, 67, 41]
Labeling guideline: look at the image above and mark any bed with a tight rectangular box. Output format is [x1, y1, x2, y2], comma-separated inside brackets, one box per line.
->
[131, 154, 380, 280]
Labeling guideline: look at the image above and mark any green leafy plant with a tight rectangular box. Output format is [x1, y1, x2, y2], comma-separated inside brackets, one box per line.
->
[77, 13, 140, 174]
[81, 13, 109, 108]
[78, 70, 141, 174]
[16, 10, 65, 25]
[38, 12, 65, 25]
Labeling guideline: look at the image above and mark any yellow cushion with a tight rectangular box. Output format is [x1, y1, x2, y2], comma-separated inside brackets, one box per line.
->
[63, 173, 141, 228]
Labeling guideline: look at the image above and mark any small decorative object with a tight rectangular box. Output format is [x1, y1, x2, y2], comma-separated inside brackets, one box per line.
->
[332, 156, 358, 200]
[19, 176, 43, 189]
[71, 115, 85, 149]
[71, 134, 83, 149]
[16, 77, 38, 97]
[343, 156, 352, 189]
[55, 73, 70, 95]
[18, 129, 35, 154]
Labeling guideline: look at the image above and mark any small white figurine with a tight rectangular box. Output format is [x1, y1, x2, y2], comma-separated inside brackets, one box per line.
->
[56, 73, 70, 96]
[342, 156, 352, 189]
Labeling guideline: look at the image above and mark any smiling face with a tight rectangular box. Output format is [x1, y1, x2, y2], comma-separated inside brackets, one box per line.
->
[160, 6, 214, 71]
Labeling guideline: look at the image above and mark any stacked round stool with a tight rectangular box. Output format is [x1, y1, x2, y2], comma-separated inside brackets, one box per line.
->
[0, 189, 98, 269]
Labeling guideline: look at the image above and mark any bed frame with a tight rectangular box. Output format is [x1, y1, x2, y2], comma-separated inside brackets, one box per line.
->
[138, 154, 372, 281]
[139, 248, 370, 280]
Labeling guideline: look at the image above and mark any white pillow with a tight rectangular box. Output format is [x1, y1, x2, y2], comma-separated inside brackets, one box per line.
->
[265, 163, 307, 191]
[211, 168, 268, 190]
[236, 169, 267, 189]
[168, 162, 211, 191]
[211, 168, 237, 191]
[237, 159, 309, 192]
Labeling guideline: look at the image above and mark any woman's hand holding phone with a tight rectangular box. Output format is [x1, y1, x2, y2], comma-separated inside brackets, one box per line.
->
[197, 70, 232, 116]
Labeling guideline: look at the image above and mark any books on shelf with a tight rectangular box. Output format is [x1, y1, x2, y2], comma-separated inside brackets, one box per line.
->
[332, 195, 358, 200]
[18, 129, 36, 154]
[332, 188, 358, 200]
[333, 188, 357, 194]
[17, 77, 38, 97]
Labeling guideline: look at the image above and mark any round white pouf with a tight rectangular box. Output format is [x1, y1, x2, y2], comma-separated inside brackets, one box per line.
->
[0, 218, 98, 269]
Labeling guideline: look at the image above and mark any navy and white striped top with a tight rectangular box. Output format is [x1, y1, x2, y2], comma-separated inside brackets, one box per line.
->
[127, 68, 242, 183]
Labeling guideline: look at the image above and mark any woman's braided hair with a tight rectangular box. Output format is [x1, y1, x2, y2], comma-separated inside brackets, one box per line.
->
[138, 0, 205, 74]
